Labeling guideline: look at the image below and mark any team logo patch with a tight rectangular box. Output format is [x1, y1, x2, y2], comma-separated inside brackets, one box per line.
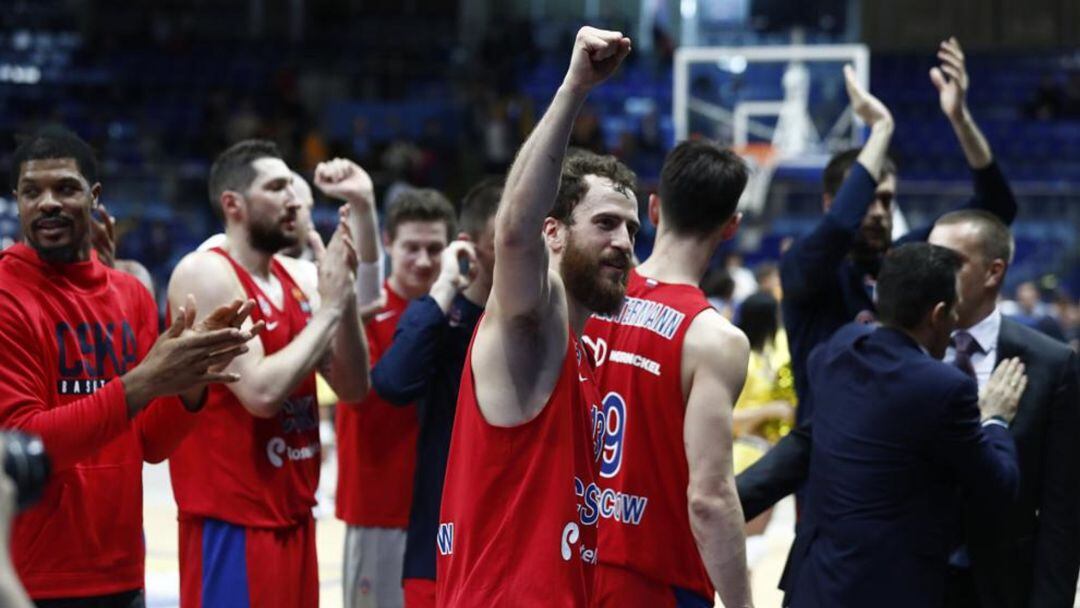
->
[291, 287, 312, 314]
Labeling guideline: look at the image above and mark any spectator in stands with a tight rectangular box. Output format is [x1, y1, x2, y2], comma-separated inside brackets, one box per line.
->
[754, 261, 782, 301]
[726, 251, 757, 305]
[777, 38, 1017, 412]
[1010, 281, 1067, 342]
[1025, 74, 1065, 121]
[702, 266, 736, 320]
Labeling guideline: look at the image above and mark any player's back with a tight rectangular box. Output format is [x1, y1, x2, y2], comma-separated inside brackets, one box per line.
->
[436, 324, 601, 607]
[583, 269, 715, 599]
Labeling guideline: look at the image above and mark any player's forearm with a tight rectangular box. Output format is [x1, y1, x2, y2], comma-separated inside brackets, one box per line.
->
[346, 193, 381, 264]
[689, 482, 754, 608]
[855, 120, 895, 182]
[497, 85, 587, 250]
[949, 107, 992, 169]
[324, 298, 369, 402]
[233, 306, 343, 417]
[0, 551, 32, 608]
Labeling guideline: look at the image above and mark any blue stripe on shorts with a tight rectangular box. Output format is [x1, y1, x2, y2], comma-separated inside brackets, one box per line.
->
[201, 518, 251, 608]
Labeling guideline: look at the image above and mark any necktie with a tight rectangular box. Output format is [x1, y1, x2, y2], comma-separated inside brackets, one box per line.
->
[952, 330, 980, 380]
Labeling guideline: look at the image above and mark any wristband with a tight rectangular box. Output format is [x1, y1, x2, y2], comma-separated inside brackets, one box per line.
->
[355, 256, 383, 306]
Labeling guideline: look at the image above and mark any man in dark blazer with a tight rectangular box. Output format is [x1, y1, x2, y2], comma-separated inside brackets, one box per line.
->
[787, 243, 1025, 608]
[929, 210, 1080, 608]
[738, 214, 1080, 608]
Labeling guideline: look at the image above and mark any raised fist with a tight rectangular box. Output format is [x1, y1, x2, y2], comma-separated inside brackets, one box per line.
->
[314, 158, 375, 209]
[563, 26, 632, 94]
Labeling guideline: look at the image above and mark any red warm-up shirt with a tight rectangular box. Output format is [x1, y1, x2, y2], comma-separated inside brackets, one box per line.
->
[335, 282, 419, 528]
[582, 270, 715, 598]
[0, 243, 199, 599]
[436, 328, 602, 607]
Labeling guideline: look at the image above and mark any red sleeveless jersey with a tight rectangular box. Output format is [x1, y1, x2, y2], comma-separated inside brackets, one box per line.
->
[170, 248, 320, 528]
[582, 270, 715, 598]
[436, 326, 602, 607]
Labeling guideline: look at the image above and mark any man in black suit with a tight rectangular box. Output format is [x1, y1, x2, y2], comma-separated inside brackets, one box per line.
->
[786, 243, 1025, 608]
[738, 213, 1080, 608]
[929, 210, 1080, 608]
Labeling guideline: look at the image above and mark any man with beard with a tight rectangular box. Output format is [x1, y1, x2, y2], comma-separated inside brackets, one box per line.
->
[0, 126, 258, 607]
[166, 140, 371, 608]
[436, 26, 636, 607]
[781, 39, 1017, 412]
[583, 140, 754, 608]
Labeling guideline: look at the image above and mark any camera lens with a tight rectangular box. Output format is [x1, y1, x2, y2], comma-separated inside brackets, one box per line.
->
[2, 431, 50, 512]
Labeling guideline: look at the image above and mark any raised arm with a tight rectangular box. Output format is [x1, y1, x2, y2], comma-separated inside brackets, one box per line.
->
[490, 27, 630, 321]
[781, 66, 894, 302]
[683, 313, 753, 608]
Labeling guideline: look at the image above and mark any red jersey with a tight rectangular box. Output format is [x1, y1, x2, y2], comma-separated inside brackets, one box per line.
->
[436, 327, 602, 607]
[170, 248, 320, 528]
[582, 270, 715, 598]
[0, 243, 198, 599]
[335, 282, 418, 528]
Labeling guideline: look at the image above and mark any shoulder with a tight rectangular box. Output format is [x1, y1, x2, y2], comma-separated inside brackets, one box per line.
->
[168, 250, 243, 303]
[1000, 317, 1073, 367]
[684, 308, 750, 380]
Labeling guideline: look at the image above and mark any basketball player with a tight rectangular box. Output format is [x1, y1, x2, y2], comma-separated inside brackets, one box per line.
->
[166, 140, 371, 608]
[584, 140, 754, 608]
[436, 26, 635, 606]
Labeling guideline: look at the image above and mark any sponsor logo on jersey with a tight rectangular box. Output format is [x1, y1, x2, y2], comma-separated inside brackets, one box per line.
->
[608, 349, 661, 376]
[266, 437, 320, 468]
[374, 310, 397, 323]
[56, 379, 109, 395]
[280, 395, 318, 433]
[575, 477, 649, 526]
[291, 287, 312, 314]
[257, 295, 273, 317]
[437, 522, 454, 555]
[581, 336, 608, 367]
[594, 297, 686, 340]
[559, 521, 596, 564]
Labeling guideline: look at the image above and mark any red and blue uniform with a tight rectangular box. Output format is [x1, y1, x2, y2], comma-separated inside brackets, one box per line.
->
[169, 248, 320, 608]
[437, 327, 602, 607]
[335, 282, 418, 529]
[583, 270, 715, 607]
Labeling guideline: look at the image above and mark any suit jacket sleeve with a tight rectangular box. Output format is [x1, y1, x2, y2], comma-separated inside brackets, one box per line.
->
[736, 422, 811, 520]
[1030, 350, 1080, 607]
[939, 379, 1020, 505]
[780, 163, 878, 303]
[370, 296, 447, 406]
[896, 162, 1018, 245]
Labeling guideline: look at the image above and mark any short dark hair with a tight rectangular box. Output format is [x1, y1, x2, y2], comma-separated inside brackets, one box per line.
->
[459, 176, 504, 239]
[658, 140, 748, 235]
[386, 188, 457, 241]
[934, 209, 1015, 264]
[876, 243, 962, 330]
[823, 148, 898, 197]
[737, 292, 780, 352]
[208, 139, 282, 214]
[10, 125, 99, 189]
[700, 267, 735, 301]
[549, 150, 637, 224]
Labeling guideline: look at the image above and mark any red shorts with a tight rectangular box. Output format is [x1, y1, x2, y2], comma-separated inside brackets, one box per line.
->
[593, 564, 712, 608]
[403, 577, 436, 608]
[178, 516, 317, 608]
